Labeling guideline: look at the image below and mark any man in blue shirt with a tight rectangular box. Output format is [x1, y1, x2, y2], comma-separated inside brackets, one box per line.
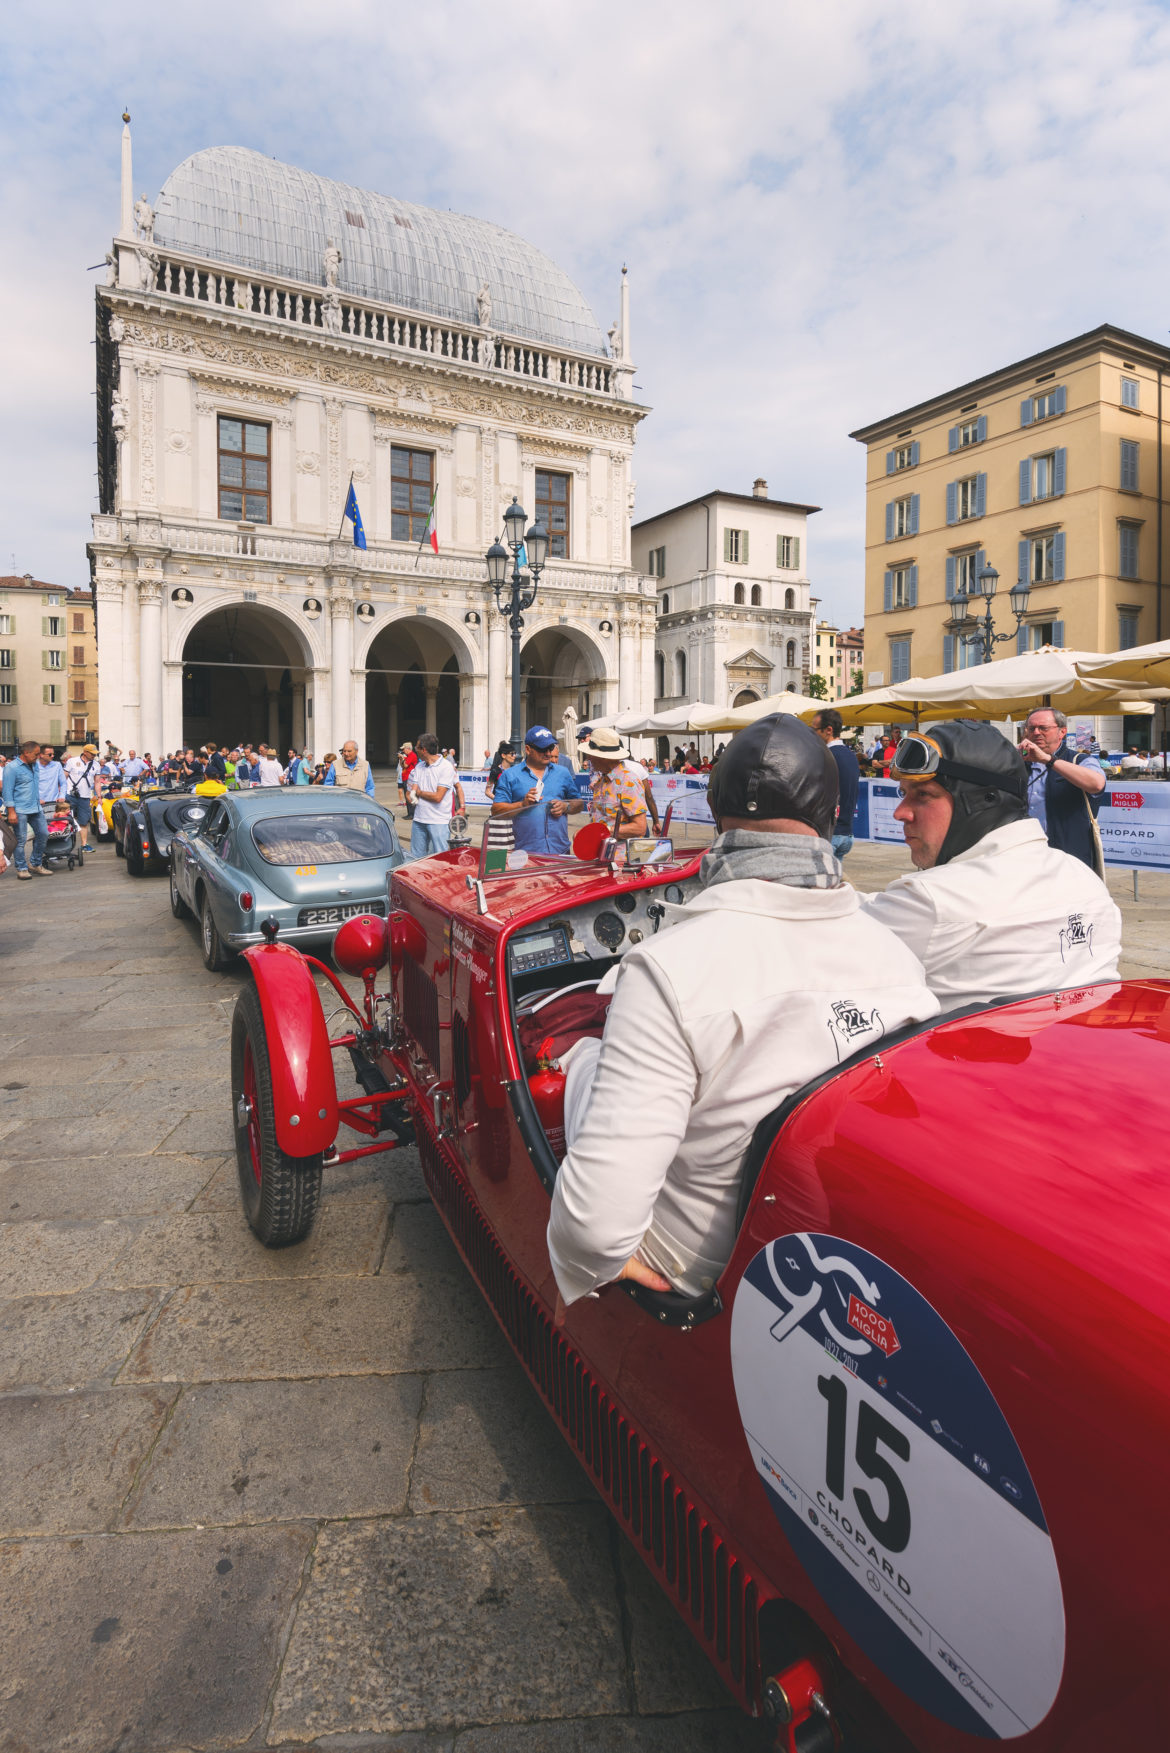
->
[1020, 706, 1106, 875]
[491, 726, 585, 854]
[3, 740, 50, 877]
[36, 746, 67, 809]
[121, 750, 147, 781]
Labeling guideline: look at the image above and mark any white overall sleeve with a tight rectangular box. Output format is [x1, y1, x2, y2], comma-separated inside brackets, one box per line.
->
[859, 879, 974, 993]
[547, 955, 697, 1305]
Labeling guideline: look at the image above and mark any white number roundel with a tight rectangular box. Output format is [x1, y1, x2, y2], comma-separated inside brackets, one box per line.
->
[730, 1233, 1065, 1739]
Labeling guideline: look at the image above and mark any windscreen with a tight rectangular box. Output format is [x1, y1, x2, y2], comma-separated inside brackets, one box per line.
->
[251, 812, 393, 866]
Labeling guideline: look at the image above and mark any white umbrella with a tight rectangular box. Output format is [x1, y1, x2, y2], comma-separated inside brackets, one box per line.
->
[835, 649, 1148, 728]
[688, 690, 828, 733]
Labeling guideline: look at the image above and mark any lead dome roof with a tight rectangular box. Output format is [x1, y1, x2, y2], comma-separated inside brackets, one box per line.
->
[153, 146, 608, 357]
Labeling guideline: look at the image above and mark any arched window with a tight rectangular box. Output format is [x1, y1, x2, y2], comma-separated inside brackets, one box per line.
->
[660, 593, 670, 616]
[784, 588, 795, 609]
[786, 640, 797, 667]
[751, 584, 762, 607]
[733, 582, 745, 605]
[674, 649, 687, 696]
[655, 652, 665, 698]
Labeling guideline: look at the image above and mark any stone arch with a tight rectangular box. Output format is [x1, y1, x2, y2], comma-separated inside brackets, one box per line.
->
[654, 651, 665, 699]
[733, 688, 760, 707]
[519, 621, 609, 731]
[361, 612, 481, 765]
[674, 649, 687, 696]
[786, 639, 797, 667]
[733, 582, 745, 605]
[751, 584, 762, 607]
[177, 597, 317, 754]
[784, 588, 795, 609]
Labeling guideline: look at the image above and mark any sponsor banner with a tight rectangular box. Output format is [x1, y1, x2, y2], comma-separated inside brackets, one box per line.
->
[1098, 784, 1170, 870]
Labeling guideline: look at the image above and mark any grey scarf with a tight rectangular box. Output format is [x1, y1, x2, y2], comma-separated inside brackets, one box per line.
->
[699, 828, 843, 891]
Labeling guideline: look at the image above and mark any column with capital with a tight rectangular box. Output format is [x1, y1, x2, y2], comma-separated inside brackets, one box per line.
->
[291, 682, 306, 749]
[138, 575, 164, 752]
[330, 593, 354, 754]
[618, 615, 638, 711]
[424, 685, 438, 736]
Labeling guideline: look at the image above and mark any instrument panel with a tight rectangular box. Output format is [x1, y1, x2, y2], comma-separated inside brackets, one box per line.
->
[507, 873, 704, 976]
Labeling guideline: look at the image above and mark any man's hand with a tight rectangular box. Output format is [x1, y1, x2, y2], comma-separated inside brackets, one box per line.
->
[549, 798, 567, 817]
[617, 1257, 672, 1292]
[1019, 737, 1049, 764]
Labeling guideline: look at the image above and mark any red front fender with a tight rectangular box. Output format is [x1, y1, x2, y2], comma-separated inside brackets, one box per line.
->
[243, 942, 338, 1155]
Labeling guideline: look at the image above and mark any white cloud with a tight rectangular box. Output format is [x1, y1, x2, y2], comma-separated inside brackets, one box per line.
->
[3, 0, 1170, 628]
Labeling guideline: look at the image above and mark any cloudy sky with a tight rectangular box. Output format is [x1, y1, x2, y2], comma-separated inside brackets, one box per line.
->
[3, 0, 1170, 625]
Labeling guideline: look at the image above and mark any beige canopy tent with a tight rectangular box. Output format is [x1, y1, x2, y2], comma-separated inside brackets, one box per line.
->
[830, 649, 1156, 728]
[1077, 640, 1170, 692]
[687, 690, 829, 733]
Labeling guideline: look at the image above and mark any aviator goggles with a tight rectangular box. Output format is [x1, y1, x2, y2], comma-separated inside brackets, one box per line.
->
[891, 733, 1013, 792]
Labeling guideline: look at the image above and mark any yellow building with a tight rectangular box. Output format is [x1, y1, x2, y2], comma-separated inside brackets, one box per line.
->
[810, 612, 842, 699]
[66, 587, 97, 752]
[851, 324, 1170, 695]
[0, 574, 72, 751]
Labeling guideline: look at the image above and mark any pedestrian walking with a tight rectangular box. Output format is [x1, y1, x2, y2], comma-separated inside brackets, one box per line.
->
[36, 746, 68, 813]
[2, 740, 51, 878]
[398, 742, 418, 816]
[63, 743, 99, 851]
[812, 709, 860, 858]
[407, 733, 457, 857]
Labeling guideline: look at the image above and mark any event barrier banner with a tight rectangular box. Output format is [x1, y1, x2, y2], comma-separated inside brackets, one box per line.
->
[462, 767, 1170, 870]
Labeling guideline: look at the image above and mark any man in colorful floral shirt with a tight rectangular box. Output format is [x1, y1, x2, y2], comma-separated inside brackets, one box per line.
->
[579, 728, 648, 840]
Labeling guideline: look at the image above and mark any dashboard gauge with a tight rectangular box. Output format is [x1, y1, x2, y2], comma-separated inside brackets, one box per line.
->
[592, 911, 626, 952]
[664, 884, 687, 906]
[628, 928, 644, 945]
[614, 892, 638, 915]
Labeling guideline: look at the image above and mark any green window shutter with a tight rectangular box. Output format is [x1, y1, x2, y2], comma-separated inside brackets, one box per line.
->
[741, 531, 749, 565]
[42, 617, 50, 637]
[776, 535, 783, 566]
[792, 536, 800, 569]
[723, 529, 732, 563]
[43, 684, 49, 704]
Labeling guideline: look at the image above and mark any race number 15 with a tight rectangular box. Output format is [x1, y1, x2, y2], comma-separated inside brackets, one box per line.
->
[817, 1374, 911, 1553]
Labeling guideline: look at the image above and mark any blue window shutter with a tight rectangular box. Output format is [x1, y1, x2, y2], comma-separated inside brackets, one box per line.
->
[910, 441, 920, 466]
[1021, 397, 1034, 427]
[1121, 439, 1139, 491]
[1017, 624, 1029, 654]
[1018, 539, 1030, 584]
[883, 570, 894, 612]
[943, 634, 956, 673]
[975, 473, 987, 517]
[1054, 448, 1067, 495]
[908, 564, 918, 607]
[885, 501, 895, 542]
[909, 494, 920, 536]
[1052, 619, 1065, 648]
[948, 426, 959, 453]
[945, 555, 956, 599]
[1053, 532, 1066, 581]
[946, 482, 957, 525]
[975, 547, 986, 587]
[1019, 459, 1032, 506]
[977, 415, 988, 442]
[886, 451, 896, 474]
[1055, 385, 1067, 415]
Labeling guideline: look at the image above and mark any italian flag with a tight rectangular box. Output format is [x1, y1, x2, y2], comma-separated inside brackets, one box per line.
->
[422, 486, 439, 554]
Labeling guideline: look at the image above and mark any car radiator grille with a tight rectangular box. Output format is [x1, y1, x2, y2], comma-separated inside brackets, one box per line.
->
[402, 957, 440, 1071]
[415, 1118, 760, 1707]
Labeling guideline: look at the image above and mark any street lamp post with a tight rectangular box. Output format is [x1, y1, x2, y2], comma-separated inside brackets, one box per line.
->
[486, 498, 549, 757]
[950, 563, 1032, 664]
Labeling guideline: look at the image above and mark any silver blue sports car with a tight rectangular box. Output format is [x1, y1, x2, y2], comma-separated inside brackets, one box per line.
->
[168, 788, 404, 969]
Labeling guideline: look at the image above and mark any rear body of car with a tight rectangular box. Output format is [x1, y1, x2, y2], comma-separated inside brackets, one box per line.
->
[169, 788, 404, 964]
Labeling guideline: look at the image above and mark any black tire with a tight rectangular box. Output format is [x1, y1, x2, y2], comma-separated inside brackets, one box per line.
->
[115, 833, 124, 859]
[67, 856, 75, 871]
[230, 983, 323, 1246]
[200, 893, 233, 971]
[125, 829, 145, 877]
[76, 846, 84, 868]
[169, 857, 189, 919]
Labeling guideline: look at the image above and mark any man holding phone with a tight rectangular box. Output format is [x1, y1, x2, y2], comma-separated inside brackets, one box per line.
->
[490, 725, 585, 854]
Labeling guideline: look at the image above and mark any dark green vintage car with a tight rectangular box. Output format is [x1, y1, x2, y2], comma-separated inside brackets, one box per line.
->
[168, 788, 404, 970]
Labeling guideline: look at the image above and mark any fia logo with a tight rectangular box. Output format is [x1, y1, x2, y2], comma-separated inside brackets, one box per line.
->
[827, 999, 883, 1062]
[1058, 912, 1093, 962]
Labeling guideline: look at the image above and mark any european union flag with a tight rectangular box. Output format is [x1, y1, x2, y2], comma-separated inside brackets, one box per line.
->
[343, 481, 367, 550]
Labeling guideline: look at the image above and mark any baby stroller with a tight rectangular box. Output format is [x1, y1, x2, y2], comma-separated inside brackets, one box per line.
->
[44, 805, 83, 871]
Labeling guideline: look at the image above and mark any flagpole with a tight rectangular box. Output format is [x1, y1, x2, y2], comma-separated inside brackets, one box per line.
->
[337, 472, 354, 542]
[414, 484, 439, 569]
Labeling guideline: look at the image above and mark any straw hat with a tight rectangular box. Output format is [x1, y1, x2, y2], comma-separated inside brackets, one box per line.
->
[579, 727, 629, 759]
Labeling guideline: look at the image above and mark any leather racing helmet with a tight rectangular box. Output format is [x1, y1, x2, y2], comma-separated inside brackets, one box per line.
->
[891, 719, 1027, 864]
[708, 714, 839, 840]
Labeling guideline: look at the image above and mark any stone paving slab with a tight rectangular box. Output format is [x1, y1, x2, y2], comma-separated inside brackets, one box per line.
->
[98, 1200, 390, 1288]
[452, 1715, 767, 1751]
[124, 1374, 424, 1529]
[0, 1386, 176, 1535]
[156, 1105, 238, 1155]
[0, 1050, 131, 1082]
[410, 1368, 589, 1515]
[19, 1107, 201, 1160]
[119, 1273, 508, 1385]
[0, 1288, 161, 1391]
[0, 1152, 223, 1221]
[619, 1544, 731, 1716]
[0, 1524, 314, 1752]
[271, 1506, 627, 1740]
[0, 1216, 146, 1296]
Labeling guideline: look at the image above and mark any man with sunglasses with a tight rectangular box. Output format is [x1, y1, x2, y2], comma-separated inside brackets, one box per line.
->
[861, 720, 1120, 1007]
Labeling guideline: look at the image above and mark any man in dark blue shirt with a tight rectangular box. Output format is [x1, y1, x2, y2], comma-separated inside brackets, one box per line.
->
[813, 709, 860, 858]
[491, 725, 585, 854]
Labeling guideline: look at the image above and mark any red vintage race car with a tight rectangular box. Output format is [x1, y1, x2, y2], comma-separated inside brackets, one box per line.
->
[228, 837, 1170, 1753]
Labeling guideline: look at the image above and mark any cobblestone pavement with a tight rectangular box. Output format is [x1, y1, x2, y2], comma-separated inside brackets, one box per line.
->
[2, 811, 1167, 1752]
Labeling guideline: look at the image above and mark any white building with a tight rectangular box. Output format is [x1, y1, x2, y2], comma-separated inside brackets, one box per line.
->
[90, 122, 653, 763]
[631, 480, 817, 709]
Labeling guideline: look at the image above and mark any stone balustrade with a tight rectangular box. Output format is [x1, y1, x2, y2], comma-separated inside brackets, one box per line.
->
[143, 249, 615, 395]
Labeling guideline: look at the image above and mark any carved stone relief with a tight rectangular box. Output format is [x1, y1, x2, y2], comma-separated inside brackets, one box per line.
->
[137, 364, 159, 506]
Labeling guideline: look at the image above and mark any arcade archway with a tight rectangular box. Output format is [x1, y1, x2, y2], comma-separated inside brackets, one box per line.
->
[364, 617, 468, 765]
[519, 625, 606, 734]
[180, 603, 312, 754]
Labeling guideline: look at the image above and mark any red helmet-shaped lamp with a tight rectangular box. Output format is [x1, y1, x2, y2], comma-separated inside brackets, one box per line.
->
[332, 914, 390, 1020]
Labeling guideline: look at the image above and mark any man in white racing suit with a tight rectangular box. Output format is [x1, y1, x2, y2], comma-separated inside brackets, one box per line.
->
[546, 715, 939, 1310]
[859, 720, 1121, 1008]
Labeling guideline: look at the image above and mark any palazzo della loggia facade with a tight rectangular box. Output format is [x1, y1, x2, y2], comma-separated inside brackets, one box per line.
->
[89, 121, 651, 763]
